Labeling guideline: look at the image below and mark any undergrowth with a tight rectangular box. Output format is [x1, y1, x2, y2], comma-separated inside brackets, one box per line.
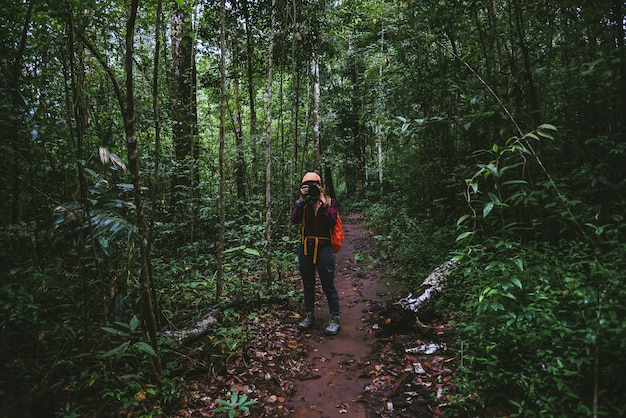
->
[363, 203, 456, 290]
[437, 238, 626, 417]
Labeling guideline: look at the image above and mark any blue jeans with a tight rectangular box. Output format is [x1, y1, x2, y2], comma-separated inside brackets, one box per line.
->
[297, 243, 340, 317]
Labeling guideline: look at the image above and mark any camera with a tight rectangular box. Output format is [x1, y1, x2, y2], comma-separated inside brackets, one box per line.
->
[304, 183, 321, 203]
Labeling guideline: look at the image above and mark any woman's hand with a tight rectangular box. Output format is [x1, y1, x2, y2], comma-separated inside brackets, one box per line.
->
[313, 193, 326, 210]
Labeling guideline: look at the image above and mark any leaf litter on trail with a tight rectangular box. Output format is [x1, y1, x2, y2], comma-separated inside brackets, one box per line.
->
[172, 219, 460, 417]
[175, 309, 459, 417]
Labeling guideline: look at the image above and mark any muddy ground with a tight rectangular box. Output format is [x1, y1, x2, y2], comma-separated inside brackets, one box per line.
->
[174, 214, 457, 418]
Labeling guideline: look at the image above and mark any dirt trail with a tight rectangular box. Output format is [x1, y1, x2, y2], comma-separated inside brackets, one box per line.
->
[288, 214, 399, 417]
[173, 214, 455, 418]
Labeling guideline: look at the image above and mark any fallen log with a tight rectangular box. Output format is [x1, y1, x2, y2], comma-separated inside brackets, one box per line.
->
[159, 297, 267, 344]
[395, 258, 459, 315]
[376, 258, 459, 333]
[160, 308, 220, 344]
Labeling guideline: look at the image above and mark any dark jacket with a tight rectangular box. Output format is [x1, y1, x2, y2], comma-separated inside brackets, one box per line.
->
[291, 197, 338, 241]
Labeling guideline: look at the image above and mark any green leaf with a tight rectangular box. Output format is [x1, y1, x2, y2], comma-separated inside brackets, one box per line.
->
[487, 192, 500, 203]
[129, 315, 139, 332]
[456, 231, 473, 241]
[84, 167, 99, 179]
[134, 341, 156, 356]
[224, 245, 245, 254]
[537, 123, 557, 131]
[456, 214, 470, 226]
[501, 179, 528, 186]
[100, 341, 130, 359]
[243, 248, 260, 256]
[101, 327, 129, 337]
[536, 129, 554, 140]
[116, 183, 135, 190]
[483, 202, 494, 217]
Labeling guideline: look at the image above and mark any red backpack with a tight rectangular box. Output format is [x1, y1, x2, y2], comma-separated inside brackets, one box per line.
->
[300, 198, 344, 259]
[330, 203, 344, 253]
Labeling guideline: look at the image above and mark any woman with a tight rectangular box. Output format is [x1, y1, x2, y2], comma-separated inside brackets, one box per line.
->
[290, 172, 341, 335]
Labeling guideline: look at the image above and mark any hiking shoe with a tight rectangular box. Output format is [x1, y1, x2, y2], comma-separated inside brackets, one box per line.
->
[298, 312, 315, 329]
[325, 315, 340, 335]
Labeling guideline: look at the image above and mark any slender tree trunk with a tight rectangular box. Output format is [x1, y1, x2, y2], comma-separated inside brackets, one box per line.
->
[289, 0, 298, 217]
[377, 24, 384, 195]
[323, 166, 336, 198]
[68, 11, 90, 325]
[265, 0, 276, 282]
[217, 0, 226, 300]
[149, 0, 164, 326]
[125, 0, 162, 380]
[512, 0, 541, 127]
[8, 1, 33, 224]
[242, 0, 259, 198]
[311, 52, 320, 170]
[170, 0, 198, 231]
[350, 60, 365, 198]
[613, 0, 626, 132]
[233, 79, 247, 201]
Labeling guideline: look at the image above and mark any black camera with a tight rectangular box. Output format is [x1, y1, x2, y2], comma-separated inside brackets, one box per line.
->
[304, 183, 321, 203]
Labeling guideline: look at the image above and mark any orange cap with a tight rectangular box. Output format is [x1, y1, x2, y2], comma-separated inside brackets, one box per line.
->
[301, 172, 322, 184]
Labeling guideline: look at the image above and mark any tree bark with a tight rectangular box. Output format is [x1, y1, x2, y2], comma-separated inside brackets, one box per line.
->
[265, 0, 276, 282]
[217, 0, 226, 300]
[170, 0, 198, 225]
[233, 79, 247, 201]
[311, 53, 321, 171]
[149, 0, 164, 327]
[125, 0, 162, 380]
[8, 1, 33, 224]
[242, 0, 260, 198]
[512, 0, 542, 127]
[289, 0, 299, 219]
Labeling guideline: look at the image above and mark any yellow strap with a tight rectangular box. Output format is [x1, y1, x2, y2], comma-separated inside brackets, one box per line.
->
[312, 237, 318, 264]
[302, 236, 321, 264]
[300, 202, 332, 264]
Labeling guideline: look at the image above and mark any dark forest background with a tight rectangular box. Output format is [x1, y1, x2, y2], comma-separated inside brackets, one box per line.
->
[1, 0, 625, 416]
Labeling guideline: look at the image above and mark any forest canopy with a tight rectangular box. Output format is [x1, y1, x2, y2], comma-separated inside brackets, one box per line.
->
[1, 0, 625, 416]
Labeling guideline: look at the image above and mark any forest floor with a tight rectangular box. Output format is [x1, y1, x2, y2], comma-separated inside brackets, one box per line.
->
[173, 214, 458, 418]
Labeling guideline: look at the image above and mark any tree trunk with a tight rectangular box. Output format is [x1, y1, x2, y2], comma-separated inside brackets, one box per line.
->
[512, 0, 542, 127]
[311, 52, 321, 171]
[233, 79, 247, 201]
[242, 0, 259, 198]
[265, 0, 276, 282]
[170, 0, 198, 227]
[289, 0, 299, 218]
[125, 0, 162, 380]
[613, 0, 626, 133]
[149, 0, 164, 326]
[323, 166, 336, 199]
[8, 2, 33, 224]
[217, 0, 227, 300]
[67, 10, 100, 327]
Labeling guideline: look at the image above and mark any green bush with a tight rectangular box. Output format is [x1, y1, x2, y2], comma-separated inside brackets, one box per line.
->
[364, 203, 456, 288]
[440, 239, 626, 417]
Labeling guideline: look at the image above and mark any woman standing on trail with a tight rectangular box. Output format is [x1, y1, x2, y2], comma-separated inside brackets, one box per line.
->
[291, 172, 341, 335]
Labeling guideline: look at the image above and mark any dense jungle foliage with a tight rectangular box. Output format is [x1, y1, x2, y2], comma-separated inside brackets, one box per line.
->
[1, 0, 625, 416]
